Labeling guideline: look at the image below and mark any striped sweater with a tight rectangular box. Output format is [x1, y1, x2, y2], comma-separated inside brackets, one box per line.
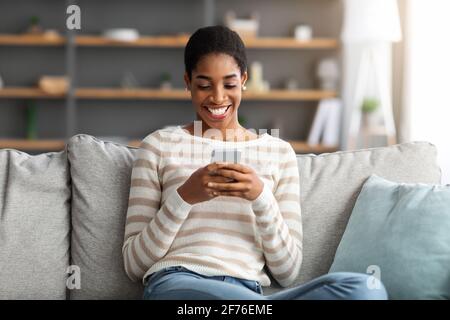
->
[122, 126, 302, 287]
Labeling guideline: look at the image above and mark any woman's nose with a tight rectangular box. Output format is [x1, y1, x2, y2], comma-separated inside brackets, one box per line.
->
[211, 87, 226, 104]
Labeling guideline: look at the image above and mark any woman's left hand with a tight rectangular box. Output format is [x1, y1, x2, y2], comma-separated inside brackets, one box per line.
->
[207, 162, 264, 201]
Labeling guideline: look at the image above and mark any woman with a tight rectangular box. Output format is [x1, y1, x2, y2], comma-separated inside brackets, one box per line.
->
[122, 25, 387, 300]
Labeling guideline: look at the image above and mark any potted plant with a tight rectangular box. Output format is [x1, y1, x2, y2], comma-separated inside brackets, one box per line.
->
[159, 73, 172, 90]
[27, 16, 43, 34]
[361, 97, 380, 127]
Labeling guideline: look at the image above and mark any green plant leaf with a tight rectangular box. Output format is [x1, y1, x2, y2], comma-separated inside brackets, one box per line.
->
[361, 98, 379, 113]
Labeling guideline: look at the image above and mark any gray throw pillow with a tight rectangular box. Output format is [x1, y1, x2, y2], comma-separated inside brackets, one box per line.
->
[67, 134, 143, 299]
[0, 149, 70, 299]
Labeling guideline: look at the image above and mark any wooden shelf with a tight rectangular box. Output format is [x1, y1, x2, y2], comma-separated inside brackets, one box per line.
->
[287, 141, 338, 154]
[76, 88, 336, 101]
[0, 87, 337, 101]
[0, 34, 66, 46]
[0, 34, 338, 49]
[242, 37, 339, 49]
[75, 88, 189, 100]
[0, 87, 66, 99]
[0, 138, 337, 154]
[75, 35, 191, 47]
[0, 139, 66, 151]
[243, 89, 337, 101]
[76, 35, 339, 49]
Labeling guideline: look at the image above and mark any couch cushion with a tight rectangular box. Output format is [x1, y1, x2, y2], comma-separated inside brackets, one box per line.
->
[0, 149, 70, 299]
[295, 142, 441, 286]
[329, 174, 450, 299]
[67, 134, 143, 299]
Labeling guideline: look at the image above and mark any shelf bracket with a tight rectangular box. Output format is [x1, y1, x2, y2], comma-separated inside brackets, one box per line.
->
[203, 0, 215, 26]
[65, 0, 78, 139]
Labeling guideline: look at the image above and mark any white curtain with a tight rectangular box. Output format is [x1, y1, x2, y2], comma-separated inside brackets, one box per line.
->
[341, 43, 394, 150]
[340, 0, 400, 151]
[404, 0, 450, 184]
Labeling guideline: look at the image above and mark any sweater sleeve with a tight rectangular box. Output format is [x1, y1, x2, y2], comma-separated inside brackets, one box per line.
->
[251, 142, 303, 287]
[122, 133, 193, 282]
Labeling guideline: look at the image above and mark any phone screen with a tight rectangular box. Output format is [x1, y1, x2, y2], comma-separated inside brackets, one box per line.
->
[211, 149, 241, 163]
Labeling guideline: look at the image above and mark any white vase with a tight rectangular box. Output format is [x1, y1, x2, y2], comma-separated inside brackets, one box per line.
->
[362, 112, 379, 128]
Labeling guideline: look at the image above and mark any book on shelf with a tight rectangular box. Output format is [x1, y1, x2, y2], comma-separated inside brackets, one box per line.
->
[307, 98, 341, 146]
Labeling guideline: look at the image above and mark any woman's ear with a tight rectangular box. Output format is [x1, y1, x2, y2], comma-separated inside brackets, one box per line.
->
[183, 72, 191, 91]
[241, 71, 248, 87]
[241, 71, 248, 90]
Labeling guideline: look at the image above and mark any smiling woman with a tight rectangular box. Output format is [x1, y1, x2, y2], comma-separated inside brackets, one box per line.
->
[122, 25, 387, 301]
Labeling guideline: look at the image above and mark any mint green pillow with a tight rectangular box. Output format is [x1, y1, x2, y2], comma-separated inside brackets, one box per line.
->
[329, 174, 450, 300]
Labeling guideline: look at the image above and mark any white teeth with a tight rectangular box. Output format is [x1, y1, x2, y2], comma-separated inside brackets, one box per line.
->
[207, 106, 228, 115]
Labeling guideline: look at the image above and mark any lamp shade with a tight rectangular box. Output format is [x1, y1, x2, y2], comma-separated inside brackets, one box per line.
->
[341, 0, 402, 43]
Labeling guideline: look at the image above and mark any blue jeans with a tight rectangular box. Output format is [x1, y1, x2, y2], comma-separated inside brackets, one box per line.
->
[143, 266, 388, 300]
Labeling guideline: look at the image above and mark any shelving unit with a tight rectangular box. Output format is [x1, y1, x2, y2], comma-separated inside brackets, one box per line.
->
[0, 1, 342, 154]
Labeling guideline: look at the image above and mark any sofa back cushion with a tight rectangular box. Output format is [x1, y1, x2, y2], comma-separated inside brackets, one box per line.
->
[0, 149, 70, 299]
[294, 142, 441, 287]
[67, 135, 143, 299]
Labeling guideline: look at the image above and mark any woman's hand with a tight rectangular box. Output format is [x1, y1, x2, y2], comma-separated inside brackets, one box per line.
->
[177, 162, 237, 205]
[205, 163, 264, 201]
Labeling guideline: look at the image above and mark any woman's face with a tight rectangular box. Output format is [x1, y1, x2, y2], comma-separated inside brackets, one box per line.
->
[184, 53, 247, 133]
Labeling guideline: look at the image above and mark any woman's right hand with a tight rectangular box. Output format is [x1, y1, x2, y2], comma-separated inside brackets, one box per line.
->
[177, 162, 234, 205]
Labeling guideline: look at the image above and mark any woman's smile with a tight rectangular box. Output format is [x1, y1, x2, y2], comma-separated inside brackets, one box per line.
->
[203, 104, 232, 120]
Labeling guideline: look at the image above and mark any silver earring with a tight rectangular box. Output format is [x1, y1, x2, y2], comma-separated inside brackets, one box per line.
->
[242, 85, 247, 91]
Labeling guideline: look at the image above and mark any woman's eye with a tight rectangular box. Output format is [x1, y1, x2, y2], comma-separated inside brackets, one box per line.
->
[197, 84, 236, 90]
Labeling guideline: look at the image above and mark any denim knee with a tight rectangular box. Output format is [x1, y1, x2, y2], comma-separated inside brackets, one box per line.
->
[326, 272, 388, 300]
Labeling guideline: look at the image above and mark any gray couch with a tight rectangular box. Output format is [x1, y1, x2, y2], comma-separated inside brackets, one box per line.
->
[0, 134, 441, 299]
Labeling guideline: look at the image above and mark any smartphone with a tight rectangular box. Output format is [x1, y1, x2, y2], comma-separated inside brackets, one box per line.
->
[211, 149, 241, 164]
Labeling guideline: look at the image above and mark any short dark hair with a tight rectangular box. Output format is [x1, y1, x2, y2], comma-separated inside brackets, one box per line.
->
[184, 25, 248, 80]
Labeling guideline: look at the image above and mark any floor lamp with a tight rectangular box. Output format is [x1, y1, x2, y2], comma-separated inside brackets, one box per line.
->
[341, 0, 402, 150]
